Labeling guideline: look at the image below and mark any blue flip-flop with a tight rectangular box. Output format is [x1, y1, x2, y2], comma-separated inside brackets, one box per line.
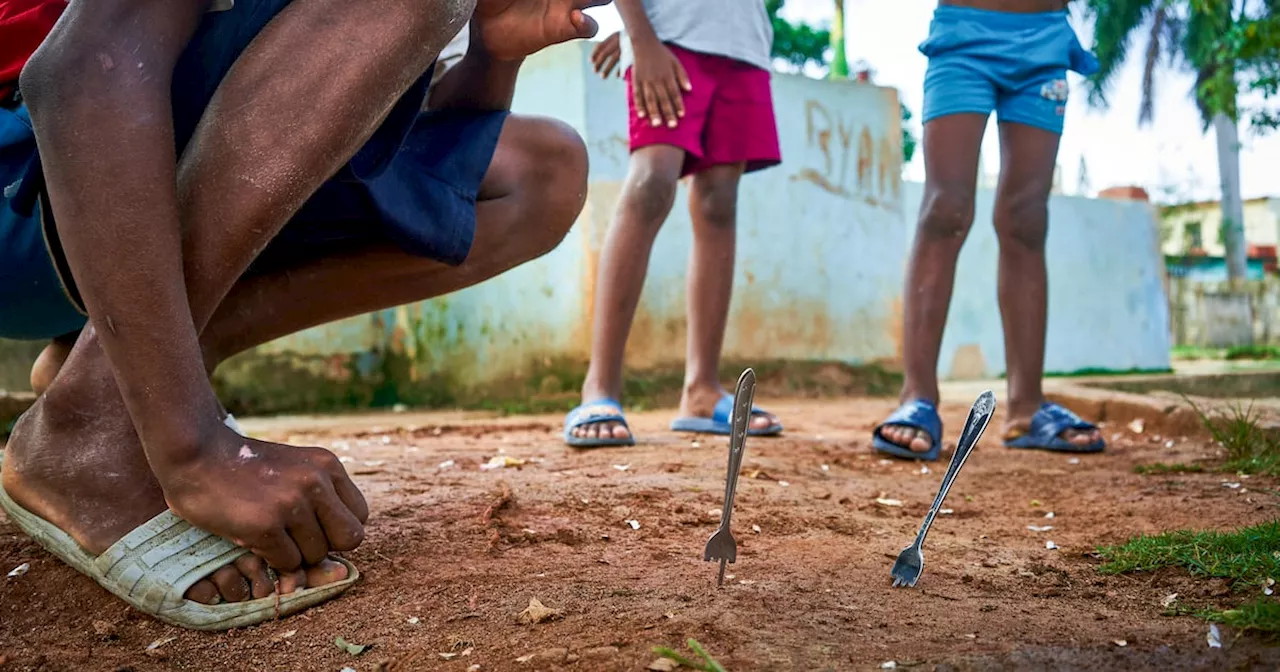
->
[872, 399, 943, 461]
[1005, 402, 1106, 453]
[669, 394, 783, 436]
[564, 398, 636, 449]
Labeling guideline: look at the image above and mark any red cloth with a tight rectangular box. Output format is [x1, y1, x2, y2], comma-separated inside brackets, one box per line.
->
[0, 0, 67, 99]
[625, 44, 781, 178]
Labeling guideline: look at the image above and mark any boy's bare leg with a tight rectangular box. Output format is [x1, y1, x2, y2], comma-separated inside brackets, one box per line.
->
[5, 114, 587, 604]
[15, 0, 466, 588]
[7, 0, 596, 603]
[993, 122, 1100, 447]
[573, 145, 684, 442]
[677, 163, 776, 431]
[204, 116, 587, 361]
[877, 113, 986, 454]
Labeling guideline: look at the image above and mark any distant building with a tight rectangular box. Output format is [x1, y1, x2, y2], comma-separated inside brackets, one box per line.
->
[1158, 196, 1280, 281]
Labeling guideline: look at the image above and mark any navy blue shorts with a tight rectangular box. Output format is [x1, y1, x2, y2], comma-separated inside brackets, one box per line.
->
[0, 0, 507, 341]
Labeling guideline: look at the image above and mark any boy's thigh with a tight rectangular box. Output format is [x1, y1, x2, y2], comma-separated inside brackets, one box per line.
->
[250, 108, 510, 275]
[921, 55, 998, 125]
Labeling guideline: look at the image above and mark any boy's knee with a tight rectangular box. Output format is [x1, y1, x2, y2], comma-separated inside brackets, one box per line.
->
[994, 188, 1049, 251]
[504, 116, 588, 255]
[534, 119, 588, 249]
[622, 156, 680, 226]
[918, 186, 975, 241]
[690, 172, 739, 229]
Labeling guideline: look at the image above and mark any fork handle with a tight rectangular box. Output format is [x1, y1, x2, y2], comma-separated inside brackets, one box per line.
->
[716, 371, 756, 531]
[912, 392, 994, 549]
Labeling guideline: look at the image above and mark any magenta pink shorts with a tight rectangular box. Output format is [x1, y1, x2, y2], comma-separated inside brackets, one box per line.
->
[626, 44, 781, 177]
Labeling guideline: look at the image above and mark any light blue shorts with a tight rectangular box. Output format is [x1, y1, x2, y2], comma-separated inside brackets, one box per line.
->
[919, 6, 1099, 134]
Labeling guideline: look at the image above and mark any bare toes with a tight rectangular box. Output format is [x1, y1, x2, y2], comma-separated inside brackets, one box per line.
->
[910, 430, 932, 453]
[185, 579, 221, 604]
[277, 569, 308, 595]
[304, 558, 350, 587]
[610, 423, 631, 439]
[210, 565, 252, 603]
[235, 554, 275, 599]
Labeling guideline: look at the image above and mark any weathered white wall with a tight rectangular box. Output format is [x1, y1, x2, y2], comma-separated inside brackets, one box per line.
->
[902, 182, 1173, 378]
[216, 41, 1172, 402]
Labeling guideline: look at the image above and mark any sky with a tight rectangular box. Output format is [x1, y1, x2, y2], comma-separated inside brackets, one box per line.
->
[584, 0, 1280, 203]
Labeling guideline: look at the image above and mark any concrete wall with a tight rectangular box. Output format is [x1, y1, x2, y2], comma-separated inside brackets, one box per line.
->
[0, 41, 1176, 407]
[902, 184, 1173, 378]
[217, 40, 911, 411]
[1169, 277, 1280, 347]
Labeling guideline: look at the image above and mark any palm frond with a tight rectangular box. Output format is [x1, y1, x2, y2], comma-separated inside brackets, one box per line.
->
[1084, 0, 1163, 108]
[1139, 8, 1168, 124]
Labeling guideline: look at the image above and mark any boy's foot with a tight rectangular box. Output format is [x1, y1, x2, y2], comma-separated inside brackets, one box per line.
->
[3, 353, 346, 606]
[872, 399, 942, 461]
[564, 398, 635, 448]
[1003, 401, 1105, 452]
[677, 382, 780, 433]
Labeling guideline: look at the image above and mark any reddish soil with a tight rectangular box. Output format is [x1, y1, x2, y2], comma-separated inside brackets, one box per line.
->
[2, 396, 1278, 671]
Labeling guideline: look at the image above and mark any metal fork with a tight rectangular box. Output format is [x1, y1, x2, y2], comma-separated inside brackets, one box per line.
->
[890, 390, 995, 588]
[704, 368, 756, 587]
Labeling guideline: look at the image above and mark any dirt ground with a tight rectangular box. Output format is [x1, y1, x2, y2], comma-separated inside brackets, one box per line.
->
[2, 394, 1278, 671]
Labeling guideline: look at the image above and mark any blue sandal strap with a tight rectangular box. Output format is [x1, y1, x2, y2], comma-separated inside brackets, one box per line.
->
[564, 399, 635, 448]
[1005, 402, 1105, 453]
[872, 400, 942, 461]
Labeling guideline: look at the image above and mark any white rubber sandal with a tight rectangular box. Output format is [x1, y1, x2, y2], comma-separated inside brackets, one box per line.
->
[0, 454, 359, 631]
[223, 413, 246, 436]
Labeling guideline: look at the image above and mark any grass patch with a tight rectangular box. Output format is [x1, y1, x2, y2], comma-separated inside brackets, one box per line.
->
[1132, 398, 1280, 477]
[652, 638, 727, 672]
[1097, 520, 1280, 590]
[1173, 345, 1226, 361]
[1039, 366, 1173, 378]
[1188, 399, 1280, 477]
[1203, 598, 1280, 633]
[1171, 344, 1280, 361]
[1133, 462, 1206, 475]
[1226, 344, 1280, 361]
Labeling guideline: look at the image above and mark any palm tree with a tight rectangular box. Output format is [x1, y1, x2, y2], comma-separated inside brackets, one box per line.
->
[830, 0, 848, 79]
[1086, 0, 1249, 281]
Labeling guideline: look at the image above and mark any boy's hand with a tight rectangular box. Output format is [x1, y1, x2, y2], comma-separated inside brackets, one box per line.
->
[591, 31, 622, 78]
[473, 0, 611, 61]
[631, 38, 690, 128]
[162, 426, 369, 571]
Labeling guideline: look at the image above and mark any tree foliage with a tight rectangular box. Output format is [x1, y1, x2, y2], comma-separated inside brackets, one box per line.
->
[1086, 0, 1277, 132]
[1202, 2, 1280, 132]
[766, 0, 919, 164]
[767, 0, 832, 72]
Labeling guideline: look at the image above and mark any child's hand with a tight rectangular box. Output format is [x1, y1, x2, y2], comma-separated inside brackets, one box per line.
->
[473, 0, 611, 61]
[630, 39, 690, 128]
[591, 31, 622, 79]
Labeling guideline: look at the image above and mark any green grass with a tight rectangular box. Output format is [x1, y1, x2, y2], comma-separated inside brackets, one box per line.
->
[1226, 344, 1280, 361]
[1113, 523, 1280, 634]
[1135, 398, 1280, 478]
[1171, 344, 1280, 361]
[652, 638, 727, 672]
[1172, 345, 1227, 361]
[1203, 598, 1280, 633]
[1193, 400, 1280, 477]
[1097, 520, 1280, 590]
[1038, 366, 1173, 378]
